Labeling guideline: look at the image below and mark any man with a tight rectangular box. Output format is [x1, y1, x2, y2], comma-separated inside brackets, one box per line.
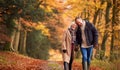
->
[75, 17, 98, 70]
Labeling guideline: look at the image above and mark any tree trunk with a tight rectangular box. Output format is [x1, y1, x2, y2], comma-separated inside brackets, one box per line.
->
[110, 0, 116, 54]
[110, 0, 118, 61]
[19, 31, 24, 53]
[13, 19, 21, 52]
[92, 0, 104, 25]
[92, 8, 103, 59]
[10, 29, 16, 52]
[101, 32, 108, 54]
[19, 30, 27, 55]
[91, 0, 104, 59]
[23, 30, 27, 54]
[101, 0, 112, 59]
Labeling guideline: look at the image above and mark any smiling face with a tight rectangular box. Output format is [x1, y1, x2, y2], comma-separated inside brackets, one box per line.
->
[75, 18, 83, 26]
[71, 23, 77, 30]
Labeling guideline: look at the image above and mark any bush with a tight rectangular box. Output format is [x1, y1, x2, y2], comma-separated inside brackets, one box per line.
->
[26, 30, 50, 60]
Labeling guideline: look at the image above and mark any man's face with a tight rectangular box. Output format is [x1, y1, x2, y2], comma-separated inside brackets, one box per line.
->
[75, 18, 83, 26]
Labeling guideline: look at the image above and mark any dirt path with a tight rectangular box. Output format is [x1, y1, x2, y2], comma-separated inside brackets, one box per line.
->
[0, 51, 102, 70]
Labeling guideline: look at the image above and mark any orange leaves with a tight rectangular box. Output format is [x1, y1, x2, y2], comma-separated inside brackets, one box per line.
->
[19, 18, 50, 37]
[18, 9, 23, 14]
[20, 18, 35, 27]
[113, 24, 120, 30]
[0, 33, 11, 43]
[0, 51, 48, 70]
[40, 0, 66, 13]
[0, 24, 11, 43]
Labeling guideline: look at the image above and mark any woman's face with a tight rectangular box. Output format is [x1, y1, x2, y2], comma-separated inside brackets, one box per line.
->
[71, 24, 77, 30]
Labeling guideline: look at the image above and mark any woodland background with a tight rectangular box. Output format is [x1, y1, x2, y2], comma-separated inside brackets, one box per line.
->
[0, 0, 120, 70]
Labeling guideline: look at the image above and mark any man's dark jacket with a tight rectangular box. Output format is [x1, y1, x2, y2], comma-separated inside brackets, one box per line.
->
[76, 21, 98, 47]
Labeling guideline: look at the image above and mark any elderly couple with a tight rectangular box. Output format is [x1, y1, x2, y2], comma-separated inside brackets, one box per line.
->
[62, 17, 98, 70]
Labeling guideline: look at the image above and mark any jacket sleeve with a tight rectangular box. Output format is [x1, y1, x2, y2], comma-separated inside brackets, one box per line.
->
[62, 30, 67, 50]
[91, 24, 98, 46]
[76, 26, 81, 45]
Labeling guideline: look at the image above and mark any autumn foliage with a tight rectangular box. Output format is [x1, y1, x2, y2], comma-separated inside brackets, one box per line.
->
[0, 0, 120, 70]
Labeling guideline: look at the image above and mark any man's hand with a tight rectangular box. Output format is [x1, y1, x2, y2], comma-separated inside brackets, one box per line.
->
[63, 50, 67, 53]
[94, 44, 98, 49]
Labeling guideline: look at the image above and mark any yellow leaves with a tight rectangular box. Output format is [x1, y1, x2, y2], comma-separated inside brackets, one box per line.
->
[39, 0, 55, 12]
[95, 2, 101, 9]
[35, 23, 50, 37]
[46, 6, 53, 12]
[35, 23, 45, 30]
[40, 0, 64, 13]
[39, 5, 45, 9]
[48, 49, 62, 61]
[101, 2, 107, 9]
[46, 0, 56, 7]
[67, 0, 76, 3]
[40, 5, 53, 13]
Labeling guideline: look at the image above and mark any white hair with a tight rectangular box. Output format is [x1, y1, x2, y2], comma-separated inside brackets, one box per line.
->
[68, 21, 76, 28]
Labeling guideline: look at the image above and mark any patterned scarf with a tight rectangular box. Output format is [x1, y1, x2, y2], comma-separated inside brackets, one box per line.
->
[68, 28, 76, 44]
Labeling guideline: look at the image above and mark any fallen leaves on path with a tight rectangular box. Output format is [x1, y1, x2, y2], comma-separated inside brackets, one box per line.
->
[0, 51, 48, 70]
[0, 51, 102, 70]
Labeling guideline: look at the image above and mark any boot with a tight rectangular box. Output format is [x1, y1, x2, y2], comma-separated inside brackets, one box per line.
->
[87, 62, 90, 70]
[64, 62, 69, 70]
[69, 63, 72, 70]
[69, 56, 73, 70]
[82, 61, 88, 70]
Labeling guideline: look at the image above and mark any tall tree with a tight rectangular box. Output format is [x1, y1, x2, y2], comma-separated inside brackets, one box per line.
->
[0, 0, 46, 52]
[101, 0, 112, 58]
[110, 0, 120, 61]
[92, 0, 105, 25]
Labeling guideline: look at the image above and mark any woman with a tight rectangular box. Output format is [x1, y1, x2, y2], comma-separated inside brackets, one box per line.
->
[62, 22, 77, 70]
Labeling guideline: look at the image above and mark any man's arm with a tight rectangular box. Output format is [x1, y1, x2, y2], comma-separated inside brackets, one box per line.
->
[76, 26, 81, 45]
[91, 24, 98, 48]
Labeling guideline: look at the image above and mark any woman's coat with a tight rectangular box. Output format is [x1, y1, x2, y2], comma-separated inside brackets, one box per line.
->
[62, 29, 72, 63]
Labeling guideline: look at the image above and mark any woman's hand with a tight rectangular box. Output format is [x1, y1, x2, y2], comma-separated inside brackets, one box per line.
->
[63, 50, 67, 53]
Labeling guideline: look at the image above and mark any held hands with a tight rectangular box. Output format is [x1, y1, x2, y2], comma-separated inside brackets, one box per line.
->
[74, 44, 80, 52]
[63, 50, 67, 53]
[74, 42, 79, 52]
